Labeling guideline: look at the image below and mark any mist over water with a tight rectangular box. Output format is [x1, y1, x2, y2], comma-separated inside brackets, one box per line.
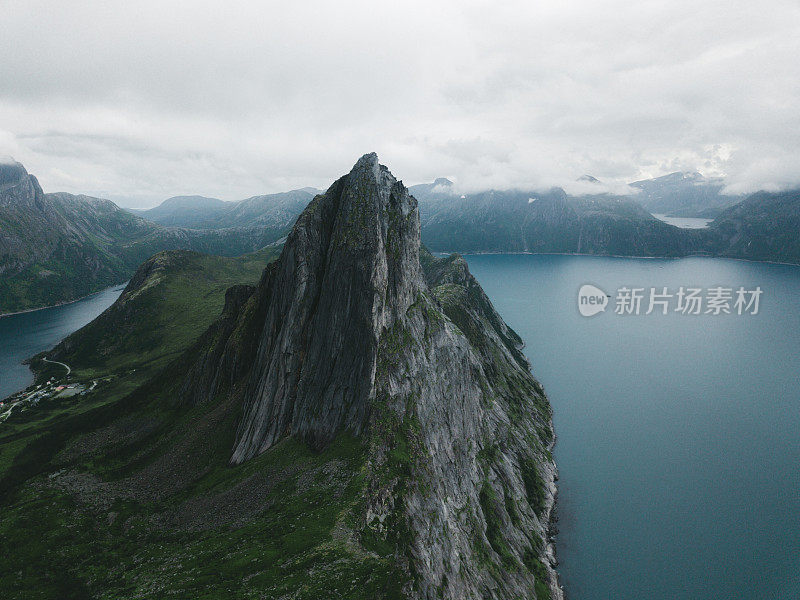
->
[466, 254, 800, 600]
[0, 285, 124, 399]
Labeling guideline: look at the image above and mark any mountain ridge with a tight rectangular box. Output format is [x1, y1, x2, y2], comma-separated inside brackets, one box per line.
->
[132, 189, 318, 230]
[629, 170, 740, 217]
[2, 154, 561, 599]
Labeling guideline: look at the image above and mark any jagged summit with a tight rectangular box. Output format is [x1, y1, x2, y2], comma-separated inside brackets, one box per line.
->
[230, 152, 425, 460]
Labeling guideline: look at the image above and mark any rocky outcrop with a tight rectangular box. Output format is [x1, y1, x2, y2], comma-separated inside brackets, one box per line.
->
[230, 153, 424, 460]
[181, 154, 561, 599]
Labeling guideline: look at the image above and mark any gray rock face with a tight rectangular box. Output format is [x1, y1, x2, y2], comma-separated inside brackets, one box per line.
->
[205, 153, 561, 598]
[232, 153, 424, 460]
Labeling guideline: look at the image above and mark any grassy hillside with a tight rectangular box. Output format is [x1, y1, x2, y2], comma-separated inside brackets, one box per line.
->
[37, 247, 280, 380]
[0, 244, 409, 599]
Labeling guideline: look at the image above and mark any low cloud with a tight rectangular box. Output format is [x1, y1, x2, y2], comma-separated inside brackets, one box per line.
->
[0, 0, 798, 206]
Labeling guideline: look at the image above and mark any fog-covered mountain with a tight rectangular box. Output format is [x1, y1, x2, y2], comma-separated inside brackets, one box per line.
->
[414, 185, 706, 256]
[5, 157, 800, 317]
[629, 171, 741, 218]
[708, 189, 800, 263]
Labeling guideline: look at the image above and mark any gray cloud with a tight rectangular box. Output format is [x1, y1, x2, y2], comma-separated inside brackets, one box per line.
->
[1, 0, 798, 206]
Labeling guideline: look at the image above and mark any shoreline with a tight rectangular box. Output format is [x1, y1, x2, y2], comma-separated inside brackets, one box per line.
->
[543, 421, 565, 600]
[519, 334, 564, 600]
[433, 249, 800, 267]
[0, 281, 128, 319]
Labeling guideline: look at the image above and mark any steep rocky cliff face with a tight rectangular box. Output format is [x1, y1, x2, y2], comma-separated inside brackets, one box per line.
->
[181, 154, 561, 599]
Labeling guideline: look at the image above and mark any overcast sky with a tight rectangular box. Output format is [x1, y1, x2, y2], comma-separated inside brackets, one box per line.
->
[1, 0, 799, 207]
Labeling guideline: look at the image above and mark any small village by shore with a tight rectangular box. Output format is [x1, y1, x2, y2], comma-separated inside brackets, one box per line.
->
[0, 360, 97, 423]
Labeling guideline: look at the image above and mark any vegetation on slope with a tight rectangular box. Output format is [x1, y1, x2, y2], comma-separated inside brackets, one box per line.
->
[0, 244, 556, 600]
[38, 247, 280, 380]
[0, 244, 409, 599]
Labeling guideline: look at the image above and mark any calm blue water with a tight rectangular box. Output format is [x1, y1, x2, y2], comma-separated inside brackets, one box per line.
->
[0, 285, 124, 399]
[653, 214, 713, 229]
[465, 254, 800, 600]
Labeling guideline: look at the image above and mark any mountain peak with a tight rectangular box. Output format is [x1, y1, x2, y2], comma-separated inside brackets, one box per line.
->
[661, 171, 705, 183]
[0, 159, 29, 191]
[230, 154, 423, 460]
[577, 174, 600, 183]
[354, 150, 379, 167]
[169, 154, 559, 596]
[349, 152, 382, 185]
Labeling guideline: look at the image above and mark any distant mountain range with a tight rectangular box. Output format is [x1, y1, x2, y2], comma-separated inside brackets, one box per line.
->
[129, 188, 319, 229]
[407, 176, 800, 263]
[3, 159, 800, 314]
[708, 189, 800, 263]
[0, 161, 302, 314]
[128, 195, 229, 227]
[410, 171, 741, 219]
[414, 186, 706, 256]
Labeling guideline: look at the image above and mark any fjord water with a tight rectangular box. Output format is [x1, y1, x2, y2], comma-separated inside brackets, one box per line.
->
[465, 254, 800, 600]
[652, 213, 713, 229]
[0, 285, 124, 399]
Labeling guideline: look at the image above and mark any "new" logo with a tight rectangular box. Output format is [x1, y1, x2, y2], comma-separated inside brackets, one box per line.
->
[578, 284, 610, 317]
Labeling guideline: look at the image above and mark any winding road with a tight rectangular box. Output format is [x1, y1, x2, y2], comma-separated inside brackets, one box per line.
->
[42, 356, 71, 376]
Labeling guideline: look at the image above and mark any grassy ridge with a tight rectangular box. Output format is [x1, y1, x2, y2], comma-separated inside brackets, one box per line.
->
[43, 247, 280, 381]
